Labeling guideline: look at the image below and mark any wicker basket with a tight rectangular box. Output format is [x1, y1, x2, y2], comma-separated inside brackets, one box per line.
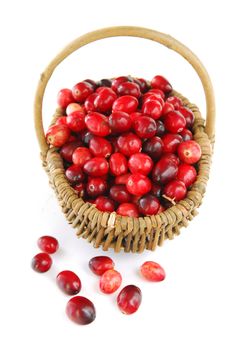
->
[34, 26, 215, 253]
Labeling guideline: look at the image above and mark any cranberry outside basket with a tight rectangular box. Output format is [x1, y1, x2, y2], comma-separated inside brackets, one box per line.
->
[34, 26, 215, 253]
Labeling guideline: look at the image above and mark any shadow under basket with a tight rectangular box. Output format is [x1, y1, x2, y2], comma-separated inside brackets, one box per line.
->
[34, 26, 215, 253]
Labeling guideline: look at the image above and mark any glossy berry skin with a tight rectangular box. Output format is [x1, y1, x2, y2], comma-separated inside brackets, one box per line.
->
[179, 106, 195, 128]
[66, 296, 96, 325]
[109, 153, 128, 176]
[129, 112, 143, 122]
[109, 185, 131, 203]
[84, 93, 98, 112]
[56, 271, 81, 295]
[116, 203, 139, 217]
[138, 195, 160, 215]
[163, 180, 187, 201]
[72, 147, 92, 167]
[98, 79, 112, 88]
[112, 95, 138, 114]
[152, 155, 178, 184]
[162, 133, 183, 153]
[151, 75, 172, 94]
[133, 78, 148, 93]
[166, 96, 183, 109]
[72, 82, 94, 103]
[128, 153, 153, 175]
[142, 136, 164, 160]
[46, 124, 70, 147]
[143, 89, 165, 101]
[31, 253, 52, 273]
[80, 130, 94, 145]
[94, 87, 117, 112]
[89, 136, 112, 158]
[117, 285, 142, 315]
[164, 111, 186, 133]
[66, 103, 85, 115]
[142, 99, 163, 120]
[177, 140, 202, 164]
[133, 116, 157, 138]
[156, 120, 165, 137]
[111, 76, 129, 92]
[144, 94, 165, 108]
[85, 112, 111, 137]
[57, 89, 75, 108]
[115, 173, 131, 185]
[95, 196, 115, 212]
[99, 269, 122, 294]
[83, 79, 97, 90]
[60, 140, 82, 162]
[126, 174, 151, 196]
[86, 178, 107, 198]
[66, 111, 86, 132]
[55, 116, 67, 126]
[37, 236, 59, 254]
[180, 128, 193, 141]
[151, 183, 162, 198]
[162, 102, 175, 116]
[177, 164, 197, 187]
[83, 157, 109, 177]
[109, 111, 132, 134]
[65, 164, 84, 184]
[140, 261, 166, 282]
[73, 183, 85, 197]
[89, 256, 115, 276]
[117, 132, 142, 156]
[117, 82, 141, 98]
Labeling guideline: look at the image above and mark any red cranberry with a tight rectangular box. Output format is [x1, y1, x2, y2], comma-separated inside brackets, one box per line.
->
[55, 116, 67, 126]
[117, 82, 141, 98]
[177, 164, 197, 187]
[140, 261, 166, 282]
[163, 180, 187, 201]
[128, 153, 153, 175]
[117, 132, 142, 156]
[109, 185, 131, 203]
[133, 116, 157, 138]
[72, 147, 92, 167]
[162, 133, 183, 153]
[86, 178, 107, 198]
[66, 296, 96, 325]
[109, 153, 128, 176]
[111, 76, 129, 92]
[89, 256, 115, 276]
[115, 173, 131, 185]
[180, 128, 193, 141]
[72, 82, 93, 102]
[138, 195, 160, 215]
[142, 99, 163, 120]
[85, 112, 111, 137]
[94, 87, 117, 112]
[109, 111, 132, 133]
[116, 203, 139, 218]
[152, 155, 178, 184]
[144, 88, 165, 99]
[65, 164, 84, 184]
[117, 285, 142, 314]
[151, 183, 162, 198]
[83, 79, 97, 90]
[95, 196, 115, 212]
[31, 253, 52, 273]
[164, 111, 186, 133]
[166, 96, 183, 109]
[73, 183, 85, 197]
[177, 140, 201, 164]
[60, 140, 82, 162]
[46, 124, 70, 147]
[66, 103, 85, 115]
[162, 102, 175, 116]
[84, 93, 98, 112]
[99, 269, 122, 294]
[142, 136, 164, 160]
[112, 95, 138, 114]
[179, 106, 195, 128]
[98, 79, 112, 87]
[155, 120, 165, 136]
[67, 135, 78, 142]
[133, 78, 148, 93]
[83, 157, 109, 177]
[37, 236, 59, 254]
[126, 174, 151, 196]
[56, 270, 81, 295]
[66, 111, 86, 132]
[129, 112, 143, 122]
[151, 75, 172, 94]
[89, 136, 112, 158]
[80, 130, 94, 145]
[57, 89, 75, 108]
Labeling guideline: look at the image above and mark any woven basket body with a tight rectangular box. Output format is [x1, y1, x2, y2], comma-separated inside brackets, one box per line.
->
[34, 27, 215, 253]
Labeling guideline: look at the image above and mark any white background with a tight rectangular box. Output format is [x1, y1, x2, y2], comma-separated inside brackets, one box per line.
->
[1, 0, 246, 349]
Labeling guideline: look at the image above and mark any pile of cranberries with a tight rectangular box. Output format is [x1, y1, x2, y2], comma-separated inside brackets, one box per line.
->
[32, 236, 166, 325]
[46, 75, 201, 217]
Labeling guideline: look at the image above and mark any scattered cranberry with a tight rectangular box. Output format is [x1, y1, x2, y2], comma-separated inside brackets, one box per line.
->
[109, 153, 128, 176]
[89, 136, 112, 158]
[84, 93, 98, 112]
[163, 179, 187, 201]
[177, 140, 201, 164]
[179, 106, 195, 128]
[140, 261, 166, 282]
[66, 296, 96, 325]
[57, 89, 75, 108]
[177, 163, 197, 187]
[151, 75, 172, 94]
[142, 136, 164, 160]
[65, 164, 84, 184]
[56, 271, 81, 295]
[66, 111, 86, 132]
[142, 99, 163, 120]
[166, 96, 183, 109]
[109, 185, 131, 203]
[72, 147, 92, 167]
[133, 116, 157, 138]
[95, 196, 115, 212]
[83, 157, 109, 177]
[180, 128, 193, 141]
[126, 173, 151, 196]
[112, 95, 138, 114]
[164, 111, 186, 133]
[99, 269, 122, 294]
[117, 132, 142, 156]
[60, 140, 82, 162]
[162, 133, 183, 153]
[85, 112, 111, 137]
[117, 285, 142, 315]
[116, 203, 139, 217]
[152, 155, 178, 184]
[128, 153, 153, 175]
[72, 82, 93, 103]
[138, 195, 160, 215]
[31, 253, 52, 273]
[37, 236, 59, 254]
[109, 111, 132, 133]
[86, 178, 107, 198]
[117, 81, 141, 98]
[46, 124, 70, 147]
[89, 256, 115, 276]
[94, 87, 117, 112]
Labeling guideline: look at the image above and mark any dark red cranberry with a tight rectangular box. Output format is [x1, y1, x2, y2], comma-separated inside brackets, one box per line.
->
[179, 106, 195, 129]
[65, 164, 84, 184]
[95, 196, 115, 212]
[109, 185, 131, 203]
[133, 116, 157, 138]
[128, 153, 153, 175]
[177, 140, 201, 164]
[180, 128, 193, 141]
[166, 96, 183, 109]
[116, 203, 139, 217]
[152, 155, 178, 184]
[156, 120, 165, 136]
[151, 75, 172, 94]
[133, 78, 148, 93]
[117, 132, 142, 156]
[89, 256, 115, 276]
[111, 76, 129, 92]
[83, 157, 109, 177]
[83, 79, 97, 90]
[162, 133, 183, 153]
[89, 136, 112, 158]
[142, 99, 163, 120]
[94, 87, 117, 113]
[163, 180, 187, 201]
[31, 253, 52, 273]
[114, 173, 131, 185]
[151, 183, 162, 198]
[109, 153, 128, 176]
[37, 236, 59, 254]
[72, 82, 94, 102]
[66, 296, 96, 325]
[162, 102, 175, 116]
[80, 130, 94, 145]
[73, 183, 85, 197]
[84, 93, 98, 112]
[86, 178, 107, 198]
[72, 147, 92, 167]
[138, 194, 160, 215]
[140, 261, 166, 282]
[56, 270, 81, 295]
[57, 89, 75, 108]
[99, 269, 122, 294]
[126, 174, 151, 196]
[144, 88, 165, 99]
[66, 111, 86, 132]
[117, 285, 142, 314]
[117, 82, 141, 98]
[142, 136, 164, 160]
[164, 111, 186, 133]
[60, 140, 82, 162]
[177, 163, 197, 187]
[112, 95, 138, 114]
[98, 78, 112, 87]
[109, 111, 132, 133]
[85, 112, 111, 137]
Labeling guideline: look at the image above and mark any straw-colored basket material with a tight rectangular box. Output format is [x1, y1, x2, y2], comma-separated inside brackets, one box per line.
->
[34, 26, 215, 253]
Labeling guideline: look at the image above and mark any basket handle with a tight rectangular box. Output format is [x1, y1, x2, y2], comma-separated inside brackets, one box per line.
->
[34, 26, 215, 155]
